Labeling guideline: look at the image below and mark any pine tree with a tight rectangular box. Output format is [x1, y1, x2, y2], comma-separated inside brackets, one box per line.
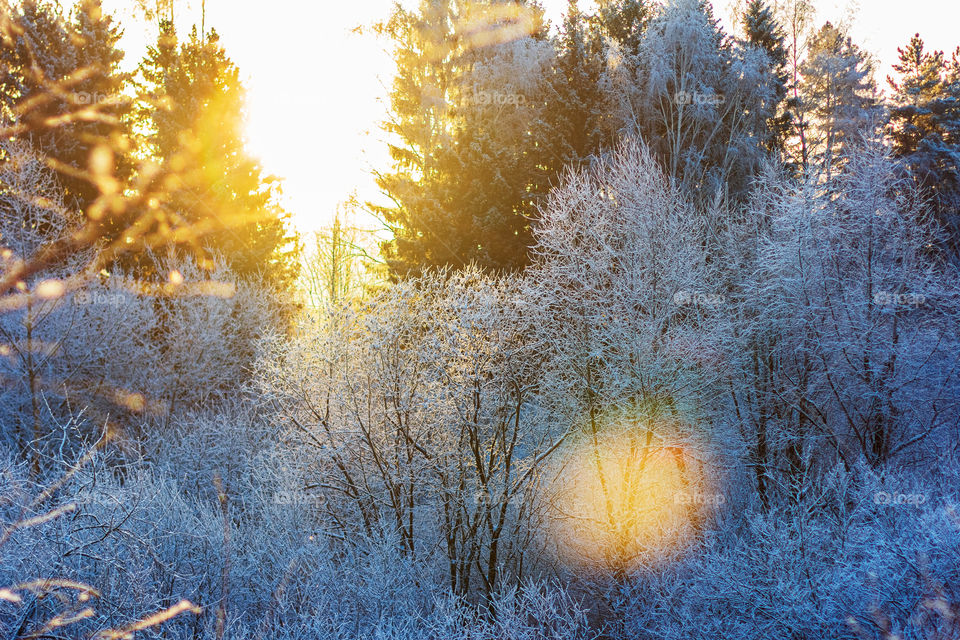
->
[799, 22, 878, 181]
[886, 34, 947, 157]
[886, 35, 960, 255]
[135, 23, 297, 291]
[741, 0, 790, 157]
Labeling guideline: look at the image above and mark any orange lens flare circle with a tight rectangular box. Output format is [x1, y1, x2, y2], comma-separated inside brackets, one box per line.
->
[549, 424, 720, 574]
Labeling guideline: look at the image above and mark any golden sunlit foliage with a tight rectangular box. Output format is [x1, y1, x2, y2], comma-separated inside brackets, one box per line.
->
[0, 0, 299, 470]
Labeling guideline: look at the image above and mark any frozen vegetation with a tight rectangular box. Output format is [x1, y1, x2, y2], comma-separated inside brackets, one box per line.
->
[1, 0, 959, 638]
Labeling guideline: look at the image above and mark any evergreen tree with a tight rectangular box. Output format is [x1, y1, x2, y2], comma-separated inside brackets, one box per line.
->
[455, 34, 558, 268]
[0, 0, 133, 217]
[886, 34, 945, 159]
[375, 0, 563, 276]
[741, 0, 790, 157]
[594, 0, 651, 58]
[887, 35, 960, 255]
[544, 0, 613, 175]
[799, 22, 878, 181]
[373, 0, 464, 275]
[135, 23, 297, 291]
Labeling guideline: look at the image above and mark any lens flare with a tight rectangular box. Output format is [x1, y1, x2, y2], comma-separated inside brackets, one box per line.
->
[548, 416, 719, 575]
[456, 3, 541, 51]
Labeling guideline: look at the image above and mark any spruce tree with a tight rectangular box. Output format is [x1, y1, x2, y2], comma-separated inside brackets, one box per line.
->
[135, 23, 297, 291]
[545, 0, 612, 175]
[375, 0, 561, 276]
[372, 0, 464, 275]
[887, 35, 960, 255]
[595, 0, 651, 58]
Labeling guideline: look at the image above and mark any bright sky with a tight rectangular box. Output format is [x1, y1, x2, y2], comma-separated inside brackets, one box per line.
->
[100, 0, 959, 233]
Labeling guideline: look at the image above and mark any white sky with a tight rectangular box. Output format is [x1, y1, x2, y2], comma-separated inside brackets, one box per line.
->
[99, 0, 960, 233]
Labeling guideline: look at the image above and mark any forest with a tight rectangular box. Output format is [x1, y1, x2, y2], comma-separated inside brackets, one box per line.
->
[1, 0, 960, 638]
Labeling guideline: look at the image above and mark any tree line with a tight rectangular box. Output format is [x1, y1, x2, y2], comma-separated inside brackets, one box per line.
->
[376, 0, 960, 275]
[1, 0, 298, 294]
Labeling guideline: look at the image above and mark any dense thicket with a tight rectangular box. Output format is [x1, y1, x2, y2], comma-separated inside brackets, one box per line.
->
[2, 0, 960, 638]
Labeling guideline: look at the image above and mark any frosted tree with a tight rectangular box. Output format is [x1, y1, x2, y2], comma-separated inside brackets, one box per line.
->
[620, 0, 776, 202]
[262, 269, 569, 599]
[750, 144, 960, 474]
[595, 0, 652, 58]
[0, 142, 77, 469]
[0, 143, 153, 468]
[526, 140, 730, 574]
[799, 22, 879, 182]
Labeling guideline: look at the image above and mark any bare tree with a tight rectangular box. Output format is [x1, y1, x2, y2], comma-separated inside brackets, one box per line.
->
[527, 140, 730, 575]
[748, 143, 960, 476]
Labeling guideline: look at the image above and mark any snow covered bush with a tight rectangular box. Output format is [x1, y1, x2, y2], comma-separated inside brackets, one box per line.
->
[615, 463, 960, 640]
[261, 268, 569, 600]
[0, 443, 597, 640]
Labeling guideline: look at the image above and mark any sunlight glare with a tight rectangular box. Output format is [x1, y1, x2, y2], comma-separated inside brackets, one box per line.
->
[550, 419, 719, 574]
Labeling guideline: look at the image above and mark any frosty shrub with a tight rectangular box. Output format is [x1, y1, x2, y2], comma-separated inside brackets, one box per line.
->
[261, 267, 570, 600]
[615, 463, 960, 640]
